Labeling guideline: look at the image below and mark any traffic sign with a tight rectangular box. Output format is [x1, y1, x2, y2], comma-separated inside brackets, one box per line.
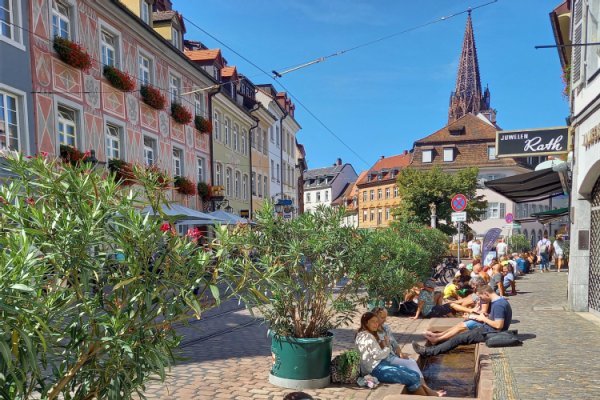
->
[451, 211, 467, 222]
[451, 194, 468, 212]
[505, 213, 514, 223]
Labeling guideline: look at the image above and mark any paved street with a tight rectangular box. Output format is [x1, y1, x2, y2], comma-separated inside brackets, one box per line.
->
[141, 270, 600, 400]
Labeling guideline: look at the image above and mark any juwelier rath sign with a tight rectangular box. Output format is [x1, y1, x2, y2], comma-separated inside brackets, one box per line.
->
[496, 127, 569, 158]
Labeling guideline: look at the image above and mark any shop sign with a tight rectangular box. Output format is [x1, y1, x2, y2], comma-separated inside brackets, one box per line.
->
[496, 127, 568, 158]
[583, 122, 600, 148]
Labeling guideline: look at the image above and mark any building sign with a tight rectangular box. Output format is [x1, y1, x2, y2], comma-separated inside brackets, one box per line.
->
[496, 127, 569, 158]
[240, 209, 250, 218]
[583, 122, 600, 148]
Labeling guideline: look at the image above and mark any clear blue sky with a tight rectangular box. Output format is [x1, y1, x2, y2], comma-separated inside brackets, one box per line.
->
[174, 0, 569, 172]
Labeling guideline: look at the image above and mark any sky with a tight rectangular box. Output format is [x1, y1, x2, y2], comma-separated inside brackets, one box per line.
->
[174, 0, 569, 172]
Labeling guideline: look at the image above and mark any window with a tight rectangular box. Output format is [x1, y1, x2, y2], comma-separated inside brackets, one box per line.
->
[101, 29, 117, 67]
[196, 157, 205, 183]
[233, 124, 238, 151]
[316, 192, 321, 202]
[140, 0, 151, 25]
[394, 187, 399, 197]
[243, 174, 248, 200]
[485, 202, 506, 219]
[325, 191, 329, 201]
[138, 54, 152, 85]
[276, 126, 280, 147]
[0, 91, 20, 150]
[235, 171, 241, 198]
[363, 210, 367, 222]
[263, 131, 268, 154]
[215, 163, 222, 186]
[422, 150, 432, 163]
[363, 191, 367, 202]
[224, 118, 230, 146]
[105, 124, 121, 160]
[52, 0, 71, 39]
[377, 189, 382, 200]
[57, 105, 77, 146]
[195, 93, 206, 117]
[370, 209, 375, 221]
[1, 0, 23, 45]
[270, 126, 274, 142]
[241, 132, 246, 155]
[385, 188, 390, 199]
[143, 136, 156, 166]
[172, 148, 182, 176]
[276, 163, 280, 182]
[385, 208, 391, 220]
[306, 192, 311, 203]
[487, 145, 496, 160]
[271, 160, 275, 181]
[171, 26, 182, 50]
[213, 112, 220, 140]
[169, 74, 181, 103]
[225, 167, 232, 196]
[587, 0, 600, 78]
[377, 209, 382, 225]
[263, 176, 267, 198]
[443, 148, 454, 162]
[370, 190, 374, 201]
[257, 173, 263, 197]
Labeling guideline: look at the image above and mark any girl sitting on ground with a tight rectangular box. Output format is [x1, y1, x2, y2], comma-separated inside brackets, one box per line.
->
[355, 311, 446, 397]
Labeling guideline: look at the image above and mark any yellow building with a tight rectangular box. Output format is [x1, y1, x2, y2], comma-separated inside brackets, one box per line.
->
[251, 105, 277, 217]
[356, 152, 411, 229]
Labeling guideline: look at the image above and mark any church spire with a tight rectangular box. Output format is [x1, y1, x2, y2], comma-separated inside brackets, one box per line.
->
[448, 12, 494, 124]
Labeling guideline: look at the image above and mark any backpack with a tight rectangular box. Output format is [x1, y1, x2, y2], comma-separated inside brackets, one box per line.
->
[485, 331, 523, 348]
[539, 240, 550, 255]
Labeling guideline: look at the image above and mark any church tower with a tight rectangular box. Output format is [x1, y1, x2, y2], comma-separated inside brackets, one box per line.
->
[448, 12, 496, 124]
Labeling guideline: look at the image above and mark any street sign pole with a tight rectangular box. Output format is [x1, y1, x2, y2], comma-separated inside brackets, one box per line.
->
[457, 222, 461, 264]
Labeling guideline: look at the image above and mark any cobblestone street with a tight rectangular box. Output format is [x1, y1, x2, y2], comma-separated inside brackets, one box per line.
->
[141, 271, 600, 400]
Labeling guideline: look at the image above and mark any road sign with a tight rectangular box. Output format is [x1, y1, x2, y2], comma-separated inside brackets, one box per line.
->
[505, 213, 514, 223]
[451, 211, 467, 222]
[451, 194, 468, 212]
[504, 223, 522, 229]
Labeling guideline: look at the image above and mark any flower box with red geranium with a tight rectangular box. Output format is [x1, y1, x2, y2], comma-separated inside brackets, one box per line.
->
[140, 85, 166, 110]
[103, 65, 136, 92]
[60, 145, 91, 166]
[194, 115, 212, 134]
[108, 159, 136, 186]
[197, 182, 210, 201]
[53, 36, 92, 71]
[174, 176, 197, 196]
[171, 103, 193, 125]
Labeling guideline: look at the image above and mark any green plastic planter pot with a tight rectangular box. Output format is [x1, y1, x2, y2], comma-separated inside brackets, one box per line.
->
[268, 331, 333, 389]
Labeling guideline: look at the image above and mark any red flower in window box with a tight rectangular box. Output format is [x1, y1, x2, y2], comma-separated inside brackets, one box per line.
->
[174, 176, 197, 196]
[53, 36, 92, 71]
[140, 85, 166, 110]
[103, 65, 136, 92]
[60, 145, 90, 166]
[197, 181, 210, 200]
[108, 159, 136, 186]
[171, 103, 193, 125]
[194, 115, 212, 134]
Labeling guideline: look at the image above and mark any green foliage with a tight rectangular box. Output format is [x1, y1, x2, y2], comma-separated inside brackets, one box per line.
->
[390, 220, 450, 270]
[0, 152, 249, 399]
[507, 233, 531, 253]
[336, 349, 360, 376]
[228, 204, 368, 338]
[394, 166, 487, 235]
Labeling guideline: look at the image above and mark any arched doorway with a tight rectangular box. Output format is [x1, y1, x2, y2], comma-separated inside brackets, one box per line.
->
[589, 177, 600, 312]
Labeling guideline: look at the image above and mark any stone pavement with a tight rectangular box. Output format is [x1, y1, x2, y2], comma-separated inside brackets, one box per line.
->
[141, 270, 600, 400]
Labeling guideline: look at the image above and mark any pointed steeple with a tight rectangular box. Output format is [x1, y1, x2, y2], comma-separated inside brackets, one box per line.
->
[448, 12, 495, 124]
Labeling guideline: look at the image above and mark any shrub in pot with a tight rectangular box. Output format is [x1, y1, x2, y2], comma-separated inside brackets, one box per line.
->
[229, 204, 367, 389]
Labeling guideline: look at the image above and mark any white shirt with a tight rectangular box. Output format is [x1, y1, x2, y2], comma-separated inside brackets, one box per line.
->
[472, 242, 482, 256]
[355, 330, 390, 374]
[497, 242, 508, 256]
[553, 240, 564, 255]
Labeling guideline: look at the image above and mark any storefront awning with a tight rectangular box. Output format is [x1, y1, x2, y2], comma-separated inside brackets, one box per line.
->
[485, 168, 566, 203]
[516, 207, 569, 224]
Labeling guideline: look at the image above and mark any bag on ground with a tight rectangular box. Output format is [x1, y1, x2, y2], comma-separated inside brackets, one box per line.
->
[485, 331, 523, 348]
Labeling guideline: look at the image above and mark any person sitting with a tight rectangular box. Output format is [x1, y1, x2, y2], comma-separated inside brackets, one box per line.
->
[412, 285, 513, 357]
[455, 264, 472, 285]
[489, 262, 505, 296]
[355, 312, 446, 396]
[398, 283, 423, 316]
[412, 280, 454, 319]
[502, 265, 516, 295]
[443, 277, 461, 301]
[516, 253, 528, 275]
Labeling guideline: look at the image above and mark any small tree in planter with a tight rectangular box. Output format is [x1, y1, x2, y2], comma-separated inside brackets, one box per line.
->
[228, 204, 368, 389]
[53, 36, 92, 71]
[171, 103, 192, 125]
[194, 115, 212, 134]
[140, 85, 166, 110]
[174, 175, 197, 196]
[103, 65, 136, 92]
[197, 181, 210, 201]
[108, 159, 136, 186]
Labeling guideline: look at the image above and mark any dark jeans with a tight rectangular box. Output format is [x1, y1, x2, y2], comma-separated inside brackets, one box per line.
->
[421, 327, 487, 356]
[425, 303, 453, 318]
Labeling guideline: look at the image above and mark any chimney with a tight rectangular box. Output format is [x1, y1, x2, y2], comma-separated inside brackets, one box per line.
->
[380, 155, 385, 160]
[336, 158, 342, 166]
[403, 150, 408, 155]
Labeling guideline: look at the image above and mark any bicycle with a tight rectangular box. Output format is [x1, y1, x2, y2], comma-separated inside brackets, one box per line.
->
[431, 257, 458, 285]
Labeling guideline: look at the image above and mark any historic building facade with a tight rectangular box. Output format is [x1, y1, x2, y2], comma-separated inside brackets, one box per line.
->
[29, 0, 212, 211]
[303, 159, 357, 215]
[250, 104, 276, 217]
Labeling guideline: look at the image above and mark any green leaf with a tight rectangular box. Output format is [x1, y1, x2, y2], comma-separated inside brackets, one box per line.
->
[9, 284, 34, 293]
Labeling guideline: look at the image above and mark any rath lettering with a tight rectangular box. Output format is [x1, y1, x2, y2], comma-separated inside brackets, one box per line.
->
[523, 135, 564, 152]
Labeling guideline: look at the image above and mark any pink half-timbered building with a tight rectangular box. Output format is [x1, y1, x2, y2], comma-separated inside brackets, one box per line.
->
[29, 0, 214, 210]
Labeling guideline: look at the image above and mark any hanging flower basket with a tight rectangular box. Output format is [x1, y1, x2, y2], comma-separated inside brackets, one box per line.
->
[171, 103, 193, 125]
[59, 145, 90, 166]
[108, 159, 136, 186]
[53, 36, 92, 71]
[197, 181, 210, 200]
[140, 85, 166, 110]
[194, 115, 212, 134]
[103, 65, 136, 92]
[174, 176, 197, 196]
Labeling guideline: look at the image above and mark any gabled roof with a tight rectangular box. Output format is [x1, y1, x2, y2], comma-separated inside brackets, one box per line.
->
[221, 66, 237, 78]
[184, 49, 223, 64]
[331, 182, 353, 206]
[356, 153, 410, 186]
[152, 10, 186, 32]
[303, 163, 353, 189]
[415, 113, 496, 144]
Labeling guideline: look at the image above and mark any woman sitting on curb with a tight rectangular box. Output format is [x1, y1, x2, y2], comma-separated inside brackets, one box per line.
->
[355, 312, 446, 397]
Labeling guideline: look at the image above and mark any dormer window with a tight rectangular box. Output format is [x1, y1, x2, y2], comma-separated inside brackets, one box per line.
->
[377, 173, 382, 181]
[422, 150, 432, 163]
[140, 0, 152, 25]
[171, 26, 182, 50]
[449, 126, 466, 135]
[367, 175, 372, 182]
[443, 148, 454, 162]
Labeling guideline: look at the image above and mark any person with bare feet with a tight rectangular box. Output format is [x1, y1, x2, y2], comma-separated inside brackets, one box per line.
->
[413, 280, 453, 319]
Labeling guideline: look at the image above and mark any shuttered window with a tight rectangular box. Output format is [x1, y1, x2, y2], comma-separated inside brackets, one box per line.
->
[572, 0, 585, 88]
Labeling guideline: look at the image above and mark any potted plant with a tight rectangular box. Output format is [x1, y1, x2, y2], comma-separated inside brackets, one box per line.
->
[103, 65, 136, 92]
[171, 103, 192, 125]
[108, 159, 136, 186]
[330, 349, 361, 384]
[140, 85, 166, 110]
[53, 36, 92, 71]
[174, 176, 197, 196]
[229, 204, 368, 389]
[59, 145, 90, 166]
[197, 182, 210, 201]
[194, 115, 212, 134]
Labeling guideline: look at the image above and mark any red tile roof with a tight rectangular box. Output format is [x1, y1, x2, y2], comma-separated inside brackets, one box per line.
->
[356, 153, 411, 186]
[221, 66, 237, 78]
[415, 113, 497, 144]
[184, 49, 222, 62]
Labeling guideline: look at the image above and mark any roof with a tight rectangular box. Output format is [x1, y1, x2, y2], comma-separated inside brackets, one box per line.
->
[331, 182, 353, 206]
[415, 113, 497, 144]
[153, 10, 176, 22]
[184, 49, 222, 62]
[303, 164, 349, 189]
[221, 66, 237, 78]
[356, 153, 411, 186]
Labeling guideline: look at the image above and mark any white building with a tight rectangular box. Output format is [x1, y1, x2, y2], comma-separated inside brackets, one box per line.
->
[303, 159, 358, 214]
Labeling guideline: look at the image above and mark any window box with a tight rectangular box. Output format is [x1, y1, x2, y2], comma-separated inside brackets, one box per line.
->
[108, 159, 136, 186]
[194, 115, 212, 133]
[59, 145, 89, 165]
[53, 36, 92, 71]
[197, 181, 210, 200]
[171, 103, 192, 125]
[140, 85, 166, 110]
[103, 65, 135, 92]
[174, 175, 197, 196]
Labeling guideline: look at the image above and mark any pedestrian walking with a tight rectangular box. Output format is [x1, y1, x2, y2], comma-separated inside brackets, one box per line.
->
[537, 234, 552, 272]
[471, 239, 482, 259]
[553, 235, 565, 272]
[496, 238, 508, 258]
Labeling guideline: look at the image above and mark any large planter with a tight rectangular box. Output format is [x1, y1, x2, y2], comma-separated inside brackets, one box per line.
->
[269, 331, 333, 389]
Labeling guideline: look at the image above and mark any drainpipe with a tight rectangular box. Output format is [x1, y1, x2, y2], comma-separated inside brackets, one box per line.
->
[248, 104, 260, 219]
[207, 88, 220, 210]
